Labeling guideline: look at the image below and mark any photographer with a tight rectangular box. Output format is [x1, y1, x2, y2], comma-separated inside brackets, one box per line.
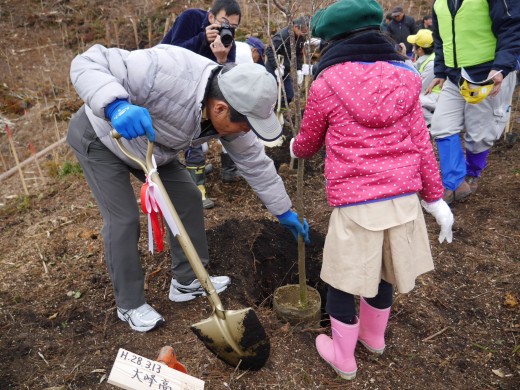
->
[162, 0, 242, 208]
[162, 0, 239, 64]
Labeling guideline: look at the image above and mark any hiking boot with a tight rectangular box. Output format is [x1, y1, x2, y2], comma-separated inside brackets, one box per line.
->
[186, 164, 215, 209]
[117, 303, 165, 332]
[443, 189, 454, 204]
[220, 153, 241, 183]
[465, 176, 479, 193]
[169, 276, 231, 302]
[454, 180, 472, 201]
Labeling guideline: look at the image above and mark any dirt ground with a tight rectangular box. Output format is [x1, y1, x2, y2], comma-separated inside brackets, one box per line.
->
[1, 1, 519, 389]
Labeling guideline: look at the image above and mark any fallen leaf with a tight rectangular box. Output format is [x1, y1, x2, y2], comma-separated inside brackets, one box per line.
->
[492, 368, 505, 378]
[503, 292, 518, 308]
[48, 312, 58, 320]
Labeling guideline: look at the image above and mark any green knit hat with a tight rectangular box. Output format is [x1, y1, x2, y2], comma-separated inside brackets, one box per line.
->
[311, 0, 384, 41]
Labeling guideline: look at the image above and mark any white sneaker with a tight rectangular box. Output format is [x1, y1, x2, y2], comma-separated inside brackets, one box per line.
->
[117, 303, 165, 332]
[169, 276, 231, 302]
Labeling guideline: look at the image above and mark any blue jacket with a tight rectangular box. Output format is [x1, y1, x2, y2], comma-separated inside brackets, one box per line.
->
[432, 0, 520, 83]
[161, 9, 236, 63]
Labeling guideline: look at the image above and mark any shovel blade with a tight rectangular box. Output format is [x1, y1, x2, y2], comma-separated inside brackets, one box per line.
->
[191, 308, 270, 370]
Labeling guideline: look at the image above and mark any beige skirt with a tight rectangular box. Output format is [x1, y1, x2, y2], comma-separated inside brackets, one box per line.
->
[321, 194, 434, 297]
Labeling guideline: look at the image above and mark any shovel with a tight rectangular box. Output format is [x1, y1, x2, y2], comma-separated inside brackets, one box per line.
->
[260, 55, 286, 148]
[275, 54, 285, 127]
[111, 131, 270, 370]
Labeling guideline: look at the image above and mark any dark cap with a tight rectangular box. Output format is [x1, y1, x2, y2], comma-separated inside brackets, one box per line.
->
[391, 6, 404, 16]
[245, 37, 265, 65]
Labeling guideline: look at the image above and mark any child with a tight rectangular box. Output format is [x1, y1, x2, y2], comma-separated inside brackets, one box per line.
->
[290, 0, 454, 380]
[407, 29, 440, 127]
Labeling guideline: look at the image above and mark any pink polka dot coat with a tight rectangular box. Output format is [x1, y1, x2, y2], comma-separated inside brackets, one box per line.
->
[292, 61, 444, 207]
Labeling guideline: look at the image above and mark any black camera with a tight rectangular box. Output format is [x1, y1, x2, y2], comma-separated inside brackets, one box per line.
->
[217, 22, 235, 47]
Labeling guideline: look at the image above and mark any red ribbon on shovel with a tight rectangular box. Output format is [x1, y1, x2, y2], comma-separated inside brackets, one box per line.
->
[140, 179, 165, 253]
[139, 156, 181, 253]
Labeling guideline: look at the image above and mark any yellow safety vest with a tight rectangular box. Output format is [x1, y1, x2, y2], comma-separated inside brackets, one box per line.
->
[419, 53, 441, 93]
[434, 0, 496, 68]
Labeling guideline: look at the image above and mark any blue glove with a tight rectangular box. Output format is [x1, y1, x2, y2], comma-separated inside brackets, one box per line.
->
[276, 210, 310, 244]
[105, 99, 155, 141]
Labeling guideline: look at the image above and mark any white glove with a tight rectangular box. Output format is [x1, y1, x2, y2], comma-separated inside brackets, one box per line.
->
[297, 70, 304, 86]
[274, 65, 285, 81]
[289, 138, 297, 159]
[301, 64, 311, 76]
[421, 199, 454, 244]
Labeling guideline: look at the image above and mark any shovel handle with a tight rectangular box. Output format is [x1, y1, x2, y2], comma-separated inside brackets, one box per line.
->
[276, 54, 284, 113]
[110, 130, 226, 314]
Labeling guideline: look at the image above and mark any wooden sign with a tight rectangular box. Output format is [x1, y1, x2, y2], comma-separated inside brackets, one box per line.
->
[108, 348, 204, 390]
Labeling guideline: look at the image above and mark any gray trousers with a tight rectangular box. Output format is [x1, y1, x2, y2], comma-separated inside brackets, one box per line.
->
[429, 73, 516, 153]
[67, 106, 209, 309]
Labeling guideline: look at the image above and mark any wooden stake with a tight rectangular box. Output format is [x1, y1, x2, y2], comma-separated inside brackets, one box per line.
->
[163, 16, 170, 37]
[28, 143, 46, 184]
[147, 18, 152, 47]
[53, 115, 61, 143]
[0, 137, 65, 182]
[105, 22, 111, 47]
[0, 150, 7, 171]
[503, 94, 515, 140]
[130, 18, 139, 49]
[5, 125, 29, 195]
[114, 22, 120, 47]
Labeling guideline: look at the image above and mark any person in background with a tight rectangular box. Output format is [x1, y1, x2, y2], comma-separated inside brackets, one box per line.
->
[265, 16, 310, 106]
[236, 36, 265, 65]
[235, 40, 254, 63]
[291, 0, 453, 380]
[162, 0, 242, 209]
[245, 36, 265, 65]
[407, 29, 440, 127]
[380, 13, 392, 32]
[416, 14, 433, 30]
[426, 0, 520, 204]
[67, 43, 310, 333]
[387, 5, 418, 57]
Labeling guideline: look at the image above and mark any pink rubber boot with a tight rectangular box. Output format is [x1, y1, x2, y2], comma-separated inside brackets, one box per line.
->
[316, 316, 359, 380]
[358, 298, 391, 354]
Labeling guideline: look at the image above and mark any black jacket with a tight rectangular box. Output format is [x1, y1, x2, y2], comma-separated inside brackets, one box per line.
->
[387, 15, 418, 53]
[265, 27, 305, 77]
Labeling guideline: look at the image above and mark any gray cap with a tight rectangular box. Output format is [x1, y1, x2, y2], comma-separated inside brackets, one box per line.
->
[391, 6, 403, 16]
[218, 63, 282, 142]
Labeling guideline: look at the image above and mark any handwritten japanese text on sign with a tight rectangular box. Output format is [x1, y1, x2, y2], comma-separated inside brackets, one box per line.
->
[108, 348, 204, 390]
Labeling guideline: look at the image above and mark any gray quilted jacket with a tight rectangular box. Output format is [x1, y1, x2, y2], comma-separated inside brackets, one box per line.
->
[70, 44, 291, 215]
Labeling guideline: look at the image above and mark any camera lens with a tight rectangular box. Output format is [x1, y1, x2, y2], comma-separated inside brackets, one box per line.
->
[219, 26, 235, 48]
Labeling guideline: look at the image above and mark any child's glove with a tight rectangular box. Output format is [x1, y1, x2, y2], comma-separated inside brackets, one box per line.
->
[421, 199, 454, 243]
[105, 99, 155, 141]
[276, 209, 310, 244]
